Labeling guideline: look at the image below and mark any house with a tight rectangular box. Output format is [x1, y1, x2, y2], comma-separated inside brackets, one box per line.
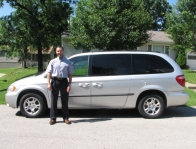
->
[28, 46, 55, 68]
[0, 50, 21, 68]
[62, 31, 196, 70]
[62, 31, 177, 59]
[1, 31, 196, 69]
[0, 47, 55, 69]
[187, 52, 196, 70]
[138, 31, 177, 60]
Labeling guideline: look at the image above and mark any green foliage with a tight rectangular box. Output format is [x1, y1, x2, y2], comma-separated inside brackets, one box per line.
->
[69, 0, 152, 51]
[183, 70, 196, 84]
[176, 49, 186, 68]
[166, 0, 196, 52]
[142, 0, 172, 31]
[0, 0, 73, 72]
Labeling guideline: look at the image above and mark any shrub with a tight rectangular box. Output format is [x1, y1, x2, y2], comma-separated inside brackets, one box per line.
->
[176, 50, 186, 68]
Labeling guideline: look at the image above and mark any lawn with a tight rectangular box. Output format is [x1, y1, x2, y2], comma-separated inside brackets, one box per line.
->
[0, 67, 196, 106]
[183, 69, 196, 84]
[182, 69, 196, 106]
[0, 67, 38, 104]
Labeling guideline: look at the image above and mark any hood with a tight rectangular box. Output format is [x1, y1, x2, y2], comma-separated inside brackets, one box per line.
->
[12, 73, 46, 86]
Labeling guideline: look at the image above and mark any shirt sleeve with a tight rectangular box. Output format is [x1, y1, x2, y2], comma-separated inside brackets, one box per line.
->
[46, 60, 53, 73]
[68, 61, 74, 75]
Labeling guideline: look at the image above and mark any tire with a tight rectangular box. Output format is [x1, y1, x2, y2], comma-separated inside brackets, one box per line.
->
[138, 94, 165, 119]
[19, 93, 47, 118]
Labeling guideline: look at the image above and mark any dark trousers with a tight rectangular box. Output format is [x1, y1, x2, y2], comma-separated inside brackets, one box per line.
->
[50, 78, 69, 120]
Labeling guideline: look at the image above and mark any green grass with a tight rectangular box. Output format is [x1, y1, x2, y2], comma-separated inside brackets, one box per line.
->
[0, 67, 37, 104]
[182, 69, 196, 106]
[183, 69, 196, 84]
[185, 87, 196, 106]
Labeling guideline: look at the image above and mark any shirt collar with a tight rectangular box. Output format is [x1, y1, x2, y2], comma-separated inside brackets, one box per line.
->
[57, 56, 64, 60]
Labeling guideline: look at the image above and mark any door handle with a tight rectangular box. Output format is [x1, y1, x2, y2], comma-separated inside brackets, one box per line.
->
[92, 83, 103, 87]
[79, 83, 89, 88]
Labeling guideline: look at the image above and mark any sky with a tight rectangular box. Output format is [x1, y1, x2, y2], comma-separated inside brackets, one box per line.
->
[0, 0, 177, 17]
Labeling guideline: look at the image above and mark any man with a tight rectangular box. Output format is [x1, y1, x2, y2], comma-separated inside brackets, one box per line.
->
[46, 46, 74, 125]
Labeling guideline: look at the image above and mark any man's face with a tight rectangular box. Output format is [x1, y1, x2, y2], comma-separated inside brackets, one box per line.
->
[56, 47, 64, 58]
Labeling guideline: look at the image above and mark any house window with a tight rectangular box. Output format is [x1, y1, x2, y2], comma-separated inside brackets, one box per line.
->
[148, 45, 152, 51]
[0, 51, 6, 57]
[148, 44, 170, 56]
[188, 56, 196, 60]
[82, 49, 88, 53]
[153, 45, 164, 53]
[165, 46, 170, 55]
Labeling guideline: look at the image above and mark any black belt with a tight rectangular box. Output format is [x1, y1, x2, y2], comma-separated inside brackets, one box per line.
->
[52, 77, 67, 80]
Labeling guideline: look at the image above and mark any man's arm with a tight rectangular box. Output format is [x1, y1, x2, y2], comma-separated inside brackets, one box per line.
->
[67, 74, 72, 92]
[47, 72, 52, 90]
[68, 74, 72, 85]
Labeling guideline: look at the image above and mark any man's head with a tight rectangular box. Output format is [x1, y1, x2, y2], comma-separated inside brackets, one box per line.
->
[56, 46, 64, 58]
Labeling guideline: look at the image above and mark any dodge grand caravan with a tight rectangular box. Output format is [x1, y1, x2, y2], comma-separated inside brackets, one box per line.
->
[5, 51, 189, 118]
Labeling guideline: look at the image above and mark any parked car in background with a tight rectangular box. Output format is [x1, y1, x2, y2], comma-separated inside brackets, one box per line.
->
[5, 51, 189, 118]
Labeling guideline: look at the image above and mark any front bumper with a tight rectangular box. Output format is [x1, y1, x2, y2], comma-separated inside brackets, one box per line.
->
[5, 92, 18, 108]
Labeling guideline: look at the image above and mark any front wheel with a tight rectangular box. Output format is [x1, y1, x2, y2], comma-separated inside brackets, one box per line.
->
[138, 94, 165, 119]
[19, 93, 46, 118]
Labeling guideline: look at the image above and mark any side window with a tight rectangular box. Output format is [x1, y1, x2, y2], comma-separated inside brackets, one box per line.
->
[91, 54, 132, 76]
[69, 56, 89, 76]
[132, 54, 174, 74]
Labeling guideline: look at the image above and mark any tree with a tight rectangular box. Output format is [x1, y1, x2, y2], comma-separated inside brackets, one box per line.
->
[0, 0, 73, 72]
[166, 0, 196, 52]
[142, 0, 172, 31]
[0, 14, 31, 68]
[69, 0, 152, 51]
[176, 48, 186, 68]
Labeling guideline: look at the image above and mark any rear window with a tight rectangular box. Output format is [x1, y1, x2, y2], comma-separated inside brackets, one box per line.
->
[132, 54, 174, 74]
[91, 54, 132, 76]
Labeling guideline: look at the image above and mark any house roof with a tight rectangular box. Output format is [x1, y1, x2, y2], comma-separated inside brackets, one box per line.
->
[30, 46, 53, 54]
[62, 30, 174, 44]
[148, 31, 173, 43]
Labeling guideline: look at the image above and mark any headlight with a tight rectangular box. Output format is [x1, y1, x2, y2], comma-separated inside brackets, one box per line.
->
[7, 85, 17, 93]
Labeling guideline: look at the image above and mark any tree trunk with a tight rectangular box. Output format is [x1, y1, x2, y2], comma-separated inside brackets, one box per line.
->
[37, 42, 43, 73]
[22, 46, 28, 69]
[22, 61, 27, 69]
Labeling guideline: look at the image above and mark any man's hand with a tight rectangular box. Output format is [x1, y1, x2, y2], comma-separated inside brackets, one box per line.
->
[47, 84, 52, 90]
[67, 86, 71, 92]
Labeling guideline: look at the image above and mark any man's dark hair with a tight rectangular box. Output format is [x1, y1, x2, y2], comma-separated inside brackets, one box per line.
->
[56, 46, 64, 50]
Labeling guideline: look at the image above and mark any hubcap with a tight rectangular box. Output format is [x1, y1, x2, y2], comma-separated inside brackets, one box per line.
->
[143, 97, 160, 115]
[23, 97, 40, 115]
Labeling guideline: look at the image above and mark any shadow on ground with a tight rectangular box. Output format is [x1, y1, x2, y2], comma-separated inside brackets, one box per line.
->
[15, 106, 196, 120]
[162, 106, 196, 118]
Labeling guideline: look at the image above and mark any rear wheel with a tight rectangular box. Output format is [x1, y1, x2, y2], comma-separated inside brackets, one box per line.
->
[19, 93, 46, 118]
[138, 94, 165, 118]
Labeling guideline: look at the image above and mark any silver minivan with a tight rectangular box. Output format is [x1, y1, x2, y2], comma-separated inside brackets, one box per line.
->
[5, 51, 189, 118]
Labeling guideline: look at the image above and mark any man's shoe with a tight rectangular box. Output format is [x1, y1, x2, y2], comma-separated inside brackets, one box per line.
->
[49, 120, 56, 125]
[64, 119, 71, 124]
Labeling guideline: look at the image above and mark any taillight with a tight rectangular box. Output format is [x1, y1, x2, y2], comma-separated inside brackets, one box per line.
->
[176, 75, 185, 87]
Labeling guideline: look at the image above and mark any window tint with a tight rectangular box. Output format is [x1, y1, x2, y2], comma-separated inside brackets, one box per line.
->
[69, 56, 88, 76]
[91, 54, 132, 76]
[132, 54, 174, 74]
